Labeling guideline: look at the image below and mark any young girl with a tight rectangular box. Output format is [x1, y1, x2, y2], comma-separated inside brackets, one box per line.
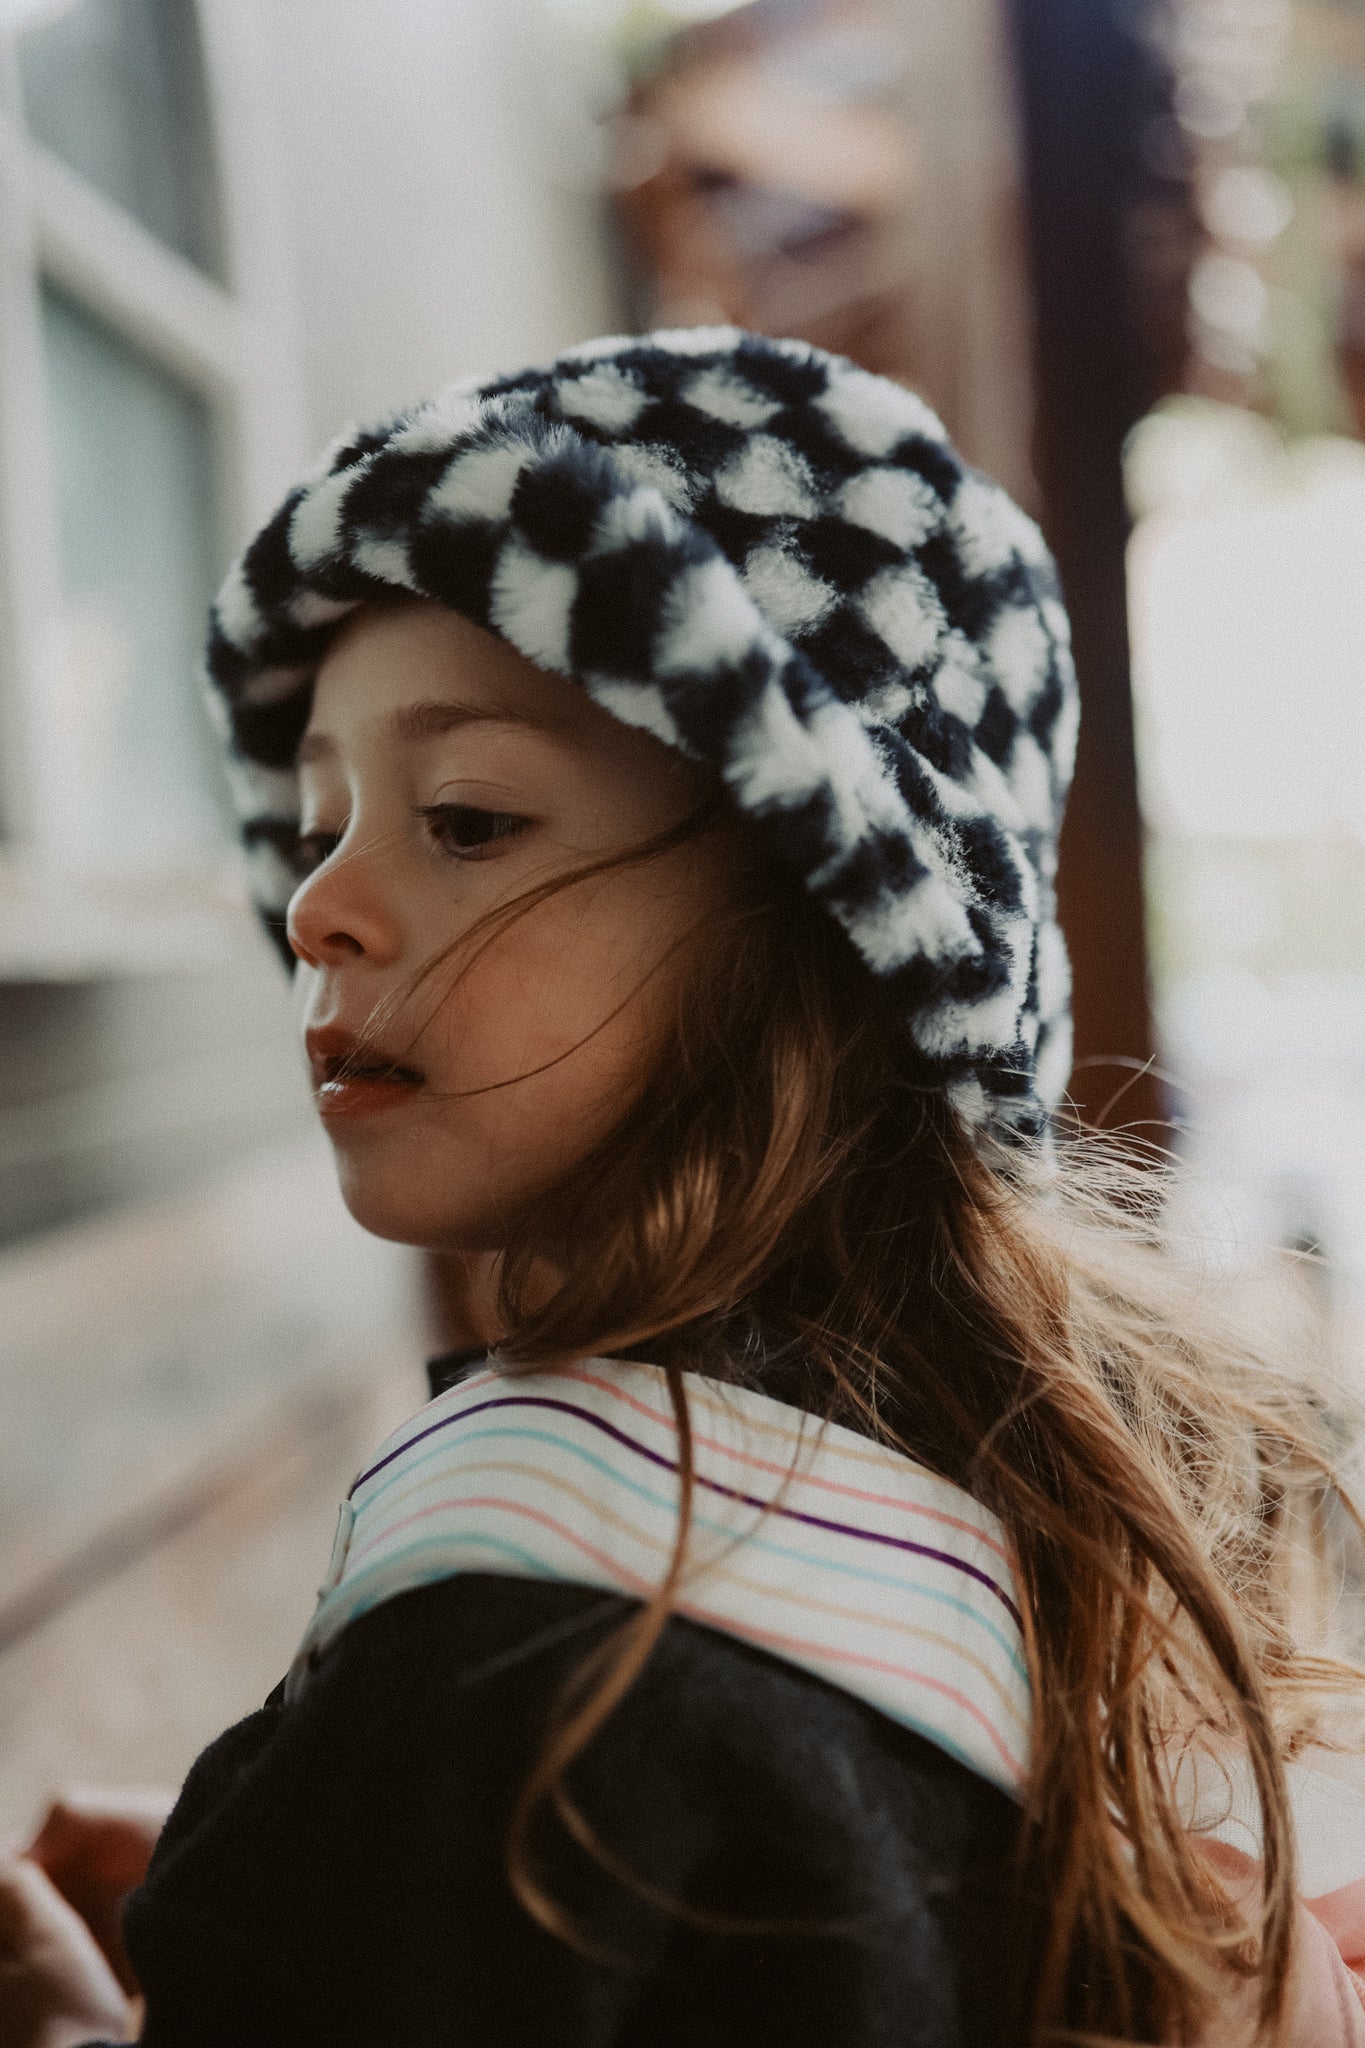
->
[4, 328, 1364, 2048]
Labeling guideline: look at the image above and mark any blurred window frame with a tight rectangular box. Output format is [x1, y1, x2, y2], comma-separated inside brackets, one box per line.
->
[0, 0, 302, 977]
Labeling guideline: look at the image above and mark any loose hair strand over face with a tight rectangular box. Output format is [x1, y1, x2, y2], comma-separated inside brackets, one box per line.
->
[420, 845, 1362, 2046]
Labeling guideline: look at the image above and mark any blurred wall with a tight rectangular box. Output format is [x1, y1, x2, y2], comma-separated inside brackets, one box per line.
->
[257, 0, 618, 444]
[0, 0, 620, 1247]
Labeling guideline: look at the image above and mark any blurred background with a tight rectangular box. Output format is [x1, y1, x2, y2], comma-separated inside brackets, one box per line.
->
[1, 0, 1363, 1826]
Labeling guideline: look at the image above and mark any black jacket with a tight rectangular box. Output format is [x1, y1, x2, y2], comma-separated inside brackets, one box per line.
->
[103, 1570, 1025, 2047]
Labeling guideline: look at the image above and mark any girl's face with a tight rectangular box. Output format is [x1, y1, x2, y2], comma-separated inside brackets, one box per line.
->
[289, 601, 734, 1254]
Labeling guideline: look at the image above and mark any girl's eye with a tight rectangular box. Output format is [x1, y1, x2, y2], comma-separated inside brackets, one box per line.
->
[291, 829, 342, 879]
[417, 804, 529, 860]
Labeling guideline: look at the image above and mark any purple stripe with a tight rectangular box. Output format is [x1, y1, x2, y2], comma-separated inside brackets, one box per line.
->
[354, 1392, 1023, 1629]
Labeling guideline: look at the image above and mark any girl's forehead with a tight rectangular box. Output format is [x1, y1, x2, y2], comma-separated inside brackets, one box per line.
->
[298, 600, 710, 809]
[303, 601, 582, 756]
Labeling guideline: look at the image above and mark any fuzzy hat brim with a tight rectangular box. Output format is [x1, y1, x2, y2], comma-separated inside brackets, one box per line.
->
[205, 327, 1077, 1142]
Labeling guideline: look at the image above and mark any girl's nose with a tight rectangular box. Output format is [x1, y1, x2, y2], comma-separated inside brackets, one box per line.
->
[286, 839, 403, 968]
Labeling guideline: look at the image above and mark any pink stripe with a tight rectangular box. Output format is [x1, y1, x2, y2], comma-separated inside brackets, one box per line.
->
[378, 1371, 502, 1468]
[348, 1493, 652, 1596]
[342, 1494, 1021, 1783]
[678, 1603, 1025, 1785]
[565, 1366, 1012, 1567]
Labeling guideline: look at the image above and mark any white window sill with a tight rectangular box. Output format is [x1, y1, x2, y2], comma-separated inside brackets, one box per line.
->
[0, 858, 267, 980]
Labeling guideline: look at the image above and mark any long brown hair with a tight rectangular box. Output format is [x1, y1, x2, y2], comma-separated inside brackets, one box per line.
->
[392, 815, 1363, 2046]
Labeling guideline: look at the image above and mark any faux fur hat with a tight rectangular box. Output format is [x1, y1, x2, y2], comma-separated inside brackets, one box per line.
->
[205, 327, 1078, 1143]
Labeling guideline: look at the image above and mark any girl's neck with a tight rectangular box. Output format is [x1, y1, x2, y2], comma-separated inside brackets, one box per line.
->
[425, 1248, 504, 1352]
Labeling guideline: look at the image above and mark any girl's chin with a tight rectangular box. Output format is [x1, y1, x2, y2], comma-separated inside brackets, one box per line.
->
[330, 1158, 519, 1255]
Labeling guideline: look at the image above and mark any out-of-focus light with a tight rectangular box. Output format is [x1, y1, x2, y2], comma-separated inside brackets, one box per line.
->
[1193, 329, 1260, 378]
[1189, 249, 1268, 343]
[1169, 0, 1292, 111]
[1125, 397, 1281, 518]
[1176, 73, 1247, 140]
[1202, 165, 1293, 245]
[1128, 423, 1365, 842]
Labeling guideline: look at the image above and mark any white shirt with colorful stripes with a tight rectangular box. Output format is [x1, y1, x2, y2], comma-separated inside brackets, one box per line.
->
[287, 1355, 1031, 1798]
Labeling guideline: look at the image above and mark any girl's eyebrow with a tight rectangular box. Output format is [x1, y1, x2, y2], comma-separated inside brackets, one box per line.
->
[388, 698, 538, 744]
[298, 698, 537, 765]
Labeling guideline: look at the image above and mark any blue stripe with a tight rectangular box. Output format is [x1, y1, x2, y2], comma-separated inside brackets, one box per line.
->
[312, 1544, 1013, 1788]
[402, 1393, 1021, 1625]
[326, 1534, 561, 1629]
[345, 1420, 1026, 1682]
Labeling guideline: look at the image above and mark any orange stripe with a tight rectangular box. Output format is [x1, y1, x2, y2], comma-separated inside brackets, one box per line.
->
[344, 1458, 1027, 1730]
[355, 1492, 653, 1597]
[342, 1493, 1021, 1777]
[676, 1603, 1026, 1784]
[564, 1365, 1013, 1566]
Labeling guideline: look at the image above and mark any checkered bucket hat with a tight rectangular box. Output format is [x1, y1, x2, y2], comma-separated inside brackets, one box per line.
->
[205, 327, 1078, 1144]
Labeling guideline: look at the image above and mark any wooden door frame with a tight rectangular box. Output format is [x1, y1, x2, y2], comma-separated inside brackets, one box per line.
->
[1006, 0, 1172, 1142]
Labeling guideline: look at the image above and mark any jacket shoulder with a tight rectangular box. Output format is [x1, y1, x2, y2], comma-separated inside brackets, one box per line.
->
[134, 1574, 1025, 2048]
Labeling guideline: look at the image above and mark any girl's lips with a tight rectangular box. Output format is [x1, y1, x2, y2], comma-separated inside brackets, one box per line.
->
[305, 1026, 426, 1119]
[316, 1072, 424, 1120]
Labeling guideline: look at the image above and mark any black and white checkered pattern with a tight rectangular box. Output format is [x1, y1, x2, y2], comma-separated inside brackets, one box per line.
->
[206, 328, 1077, 1142]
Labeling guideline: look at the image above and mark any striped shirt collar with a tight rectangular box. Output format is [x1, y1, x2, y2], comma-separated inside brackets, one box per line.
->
[289, 1355, 1032, 1799]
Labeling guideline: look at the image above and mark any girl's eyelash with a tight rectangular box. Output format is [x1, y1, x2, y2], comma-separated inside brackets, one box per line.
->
[288, 806, 528, 879]
[416, 803, 529, 859]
